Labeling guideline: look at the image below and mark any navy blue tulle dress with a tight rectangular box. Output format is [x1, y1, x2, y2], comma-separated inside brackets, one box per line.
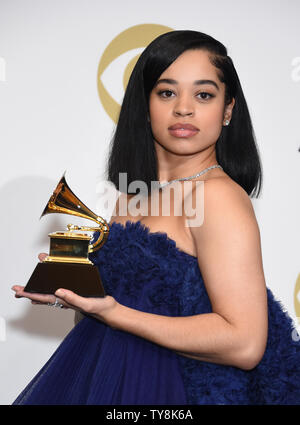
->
[13, 221, 300, 405]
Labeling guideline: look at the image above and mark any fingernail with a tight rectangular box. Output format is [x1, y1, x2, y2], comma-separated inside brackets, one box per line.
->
[55, 289, 64, 296]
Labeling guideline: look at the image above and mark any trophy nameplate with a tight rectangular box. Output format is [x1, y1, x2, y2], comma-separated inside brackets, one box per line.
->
[24, 174, 109, 297]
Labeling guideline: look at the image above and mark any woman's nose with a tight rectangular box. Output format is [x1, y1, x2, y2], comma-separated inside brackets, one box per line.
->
[173, 96, 194, 117]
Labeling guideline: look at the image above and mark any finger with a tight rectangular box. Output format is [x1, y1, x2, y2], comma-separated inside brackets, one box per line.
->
[14, 288, 56, 304]
[12, 285, 25, 298]
[12, 285, 70, 308]
[12, 285, 25, 292]
[12, 285, 24, 295]
[12, 285, 52, 302]
[55, 289, 90, 312]
[38, 253, 48, 262]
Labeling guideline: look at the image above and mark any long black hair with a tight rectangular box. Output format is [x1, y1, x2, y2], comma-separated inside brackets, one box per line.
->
[107, 30, 262, 198]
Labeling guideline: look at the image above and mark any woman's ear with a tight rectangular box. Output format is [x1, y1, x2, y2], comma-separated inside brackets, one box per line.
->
[223, 97, 235, 126]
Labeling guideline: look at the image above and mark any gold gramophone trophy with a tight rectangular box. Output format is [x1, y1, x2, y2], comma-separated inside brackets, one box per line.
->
[24, 174, 109, 297]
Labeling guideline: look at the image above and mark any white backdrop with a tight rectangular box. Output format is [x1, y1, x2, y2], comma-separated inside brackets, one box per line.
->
[0, 0, 299, 405]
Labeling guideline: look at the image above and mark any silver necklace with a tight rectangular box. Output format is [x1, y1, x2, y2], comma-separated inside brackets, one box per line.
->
[158, 164, 223, 189]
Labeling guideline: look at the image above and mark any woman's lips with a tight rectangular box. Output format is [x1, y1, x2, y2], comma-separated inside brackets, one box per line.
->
[169, 128, 199, 138]
[168, 123, 199, 138]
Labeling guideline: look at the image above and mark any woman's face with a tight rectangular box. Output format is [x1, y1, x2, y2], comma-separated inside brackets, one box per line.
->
[149, 49, 234, 156]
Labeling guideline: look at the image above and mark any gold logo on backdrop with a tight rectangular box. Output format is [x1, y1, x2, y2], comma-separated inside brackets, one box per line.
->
[294, 273, 300, 318]
[97, 24, 173, 123]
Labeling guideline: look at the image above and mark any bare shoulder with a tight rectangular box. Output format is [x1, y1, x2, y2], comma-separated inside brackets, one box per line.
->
[204, 176, 255, 214]
[189, 175, 262, 266]
[189, 176, 257, 237]
[189, 174, 265, 287]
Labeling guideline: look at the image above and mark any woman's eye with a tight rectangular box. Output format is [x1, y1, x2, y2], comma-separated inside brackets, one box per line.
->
[197, 92, 214, 100]
[158, 90, 174, 98]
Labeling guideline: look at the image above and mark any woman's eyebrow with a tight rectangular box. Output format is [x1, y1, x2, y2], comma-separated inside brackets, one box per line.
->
[154, 78, 220, 91]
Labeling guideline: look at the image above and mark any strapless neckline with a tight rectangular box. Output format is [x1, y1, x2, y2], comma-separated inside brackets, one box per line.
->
[109, 219, 198, 260]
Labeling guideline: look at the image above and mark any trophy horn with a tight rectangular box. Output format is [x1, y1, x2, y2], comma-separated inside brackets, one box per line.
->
[41, 173, 109, 253]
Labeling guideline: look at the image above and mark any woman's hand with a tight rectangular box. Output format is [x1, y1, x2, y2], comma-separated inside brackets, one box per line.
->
[11, 253, 119, 325]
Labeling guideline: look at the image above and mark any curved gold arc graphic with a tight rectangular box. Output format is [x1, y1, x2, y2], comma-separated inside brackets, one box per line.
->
[97, 23, 173, 123]
[97, 79, 121, 125]
[294, 273, 300, 318]
[123, 53, 140, 91]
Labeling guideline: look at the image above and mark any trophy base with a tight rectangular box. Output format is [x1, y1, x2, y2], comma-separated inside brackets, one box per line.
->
[24, 262, 105, 297]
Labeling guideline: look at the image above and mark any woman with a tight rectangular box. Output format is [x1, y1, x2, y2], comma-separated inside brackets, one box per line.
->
[12, 30, 300, 404]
